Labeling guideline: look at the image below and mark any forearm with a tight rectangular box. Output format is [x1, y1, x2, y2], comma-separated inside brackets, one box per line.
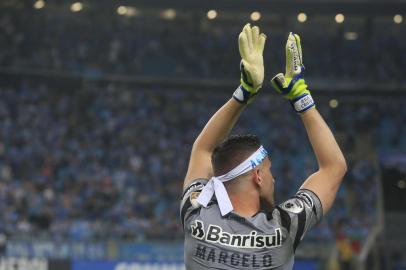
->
[193, 98, 245, 153]
[300, 108, 347, 174]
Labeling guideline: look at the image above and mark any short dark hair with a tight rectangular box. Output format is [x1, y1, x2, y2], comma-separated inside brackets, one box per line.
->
[212, 134, 261, 176]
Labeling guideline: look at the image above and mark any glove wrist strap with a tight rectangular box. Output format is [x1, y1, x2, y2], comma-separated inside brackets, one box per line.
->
[290, 93, 315, 113]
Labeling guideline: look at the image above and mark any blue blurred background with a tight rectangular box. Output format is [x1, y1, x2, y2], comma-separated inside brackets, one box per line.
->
[0, 0, 405, 269]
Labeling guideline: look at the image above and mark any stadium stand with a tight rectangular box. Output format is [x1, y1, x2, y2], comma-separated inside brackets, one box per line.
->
[0, 81, 397, 244]
[0, 1, 405, 269]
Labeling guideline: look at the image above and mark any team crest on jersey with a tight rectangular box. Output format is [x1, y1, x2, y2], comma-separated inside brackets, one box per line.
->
[281, 198, 304, 214]
[190, 191, 201, 208]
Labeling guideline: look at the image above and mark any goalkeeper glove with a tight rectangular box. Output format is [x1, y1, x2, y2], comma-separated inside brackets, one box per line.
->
[271, 33, 315, 113]
[233, 23, 267, 104]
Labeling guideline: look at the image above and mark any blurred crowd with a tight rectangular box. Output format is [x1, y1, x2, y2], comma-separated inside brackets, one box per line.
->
[0, 6, 405, 82]
[0, 3, 405, 247]
[0, 80, 404, 243]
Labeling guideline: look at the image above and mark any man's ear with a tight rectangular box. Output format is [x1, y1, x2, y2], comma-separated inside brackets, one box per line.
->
[252, 168, 262, 186]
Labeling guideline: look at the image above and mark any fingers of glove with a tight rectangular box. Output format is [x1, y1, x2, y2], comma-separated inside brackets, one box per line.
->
[238, 31, 249, 59]
[285, 34, 293, 77]
[290, 33, 302, 75]
[243, 23, 254, 52]
[285, 32, 301, 77]
[293, 33, 303, 64]
[258, 33, 267, 54]
[252, 26, 260, 49]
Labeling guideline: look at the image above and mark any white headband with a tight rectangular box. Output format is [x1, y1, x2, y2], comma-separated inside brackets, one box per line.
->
[196, 145, 268, 216]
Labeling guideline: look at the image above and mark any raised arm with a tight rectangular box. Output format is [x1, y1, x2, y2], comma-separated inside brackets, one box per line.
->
[271, 33, 347, 215]
[184, 24, 267, 188]
[299, 108, 347, 215]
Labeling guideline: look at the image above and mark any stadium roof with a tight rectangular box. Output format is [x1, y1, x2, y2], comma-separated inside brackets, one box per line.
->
[2, 0, 406, 16]
[117, 0, 405, 15]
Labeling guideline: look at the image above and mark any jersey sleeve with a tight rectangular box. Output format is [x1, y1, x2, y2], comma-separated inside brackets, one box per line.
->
[180, 179, 208, 229]
[276, 189, 323, 251]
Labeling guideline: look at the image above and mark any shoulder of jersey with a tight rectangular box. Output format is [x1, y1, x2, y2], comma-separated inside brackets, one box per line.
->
[296, 191, 314, 209]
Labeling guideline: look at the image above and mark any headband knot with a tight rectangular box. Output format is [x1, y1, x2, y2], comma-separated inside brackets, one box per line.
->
[196, 145, 268, 216]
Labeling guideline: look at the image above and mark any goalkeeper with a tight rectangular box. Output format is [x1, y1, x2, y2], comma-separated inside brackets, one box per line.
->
[181, 24, 347, 269]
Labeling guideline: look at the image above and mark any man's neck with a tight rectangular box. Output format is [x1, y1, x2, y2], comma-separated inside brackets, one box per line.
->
[228, 192, 260, 218]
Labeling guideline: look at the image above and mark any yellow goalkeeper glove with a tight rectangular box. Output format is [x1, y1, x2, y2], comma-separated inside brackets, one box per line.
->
[233, 23, 267, 104]
[271, 33, 315, 113]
